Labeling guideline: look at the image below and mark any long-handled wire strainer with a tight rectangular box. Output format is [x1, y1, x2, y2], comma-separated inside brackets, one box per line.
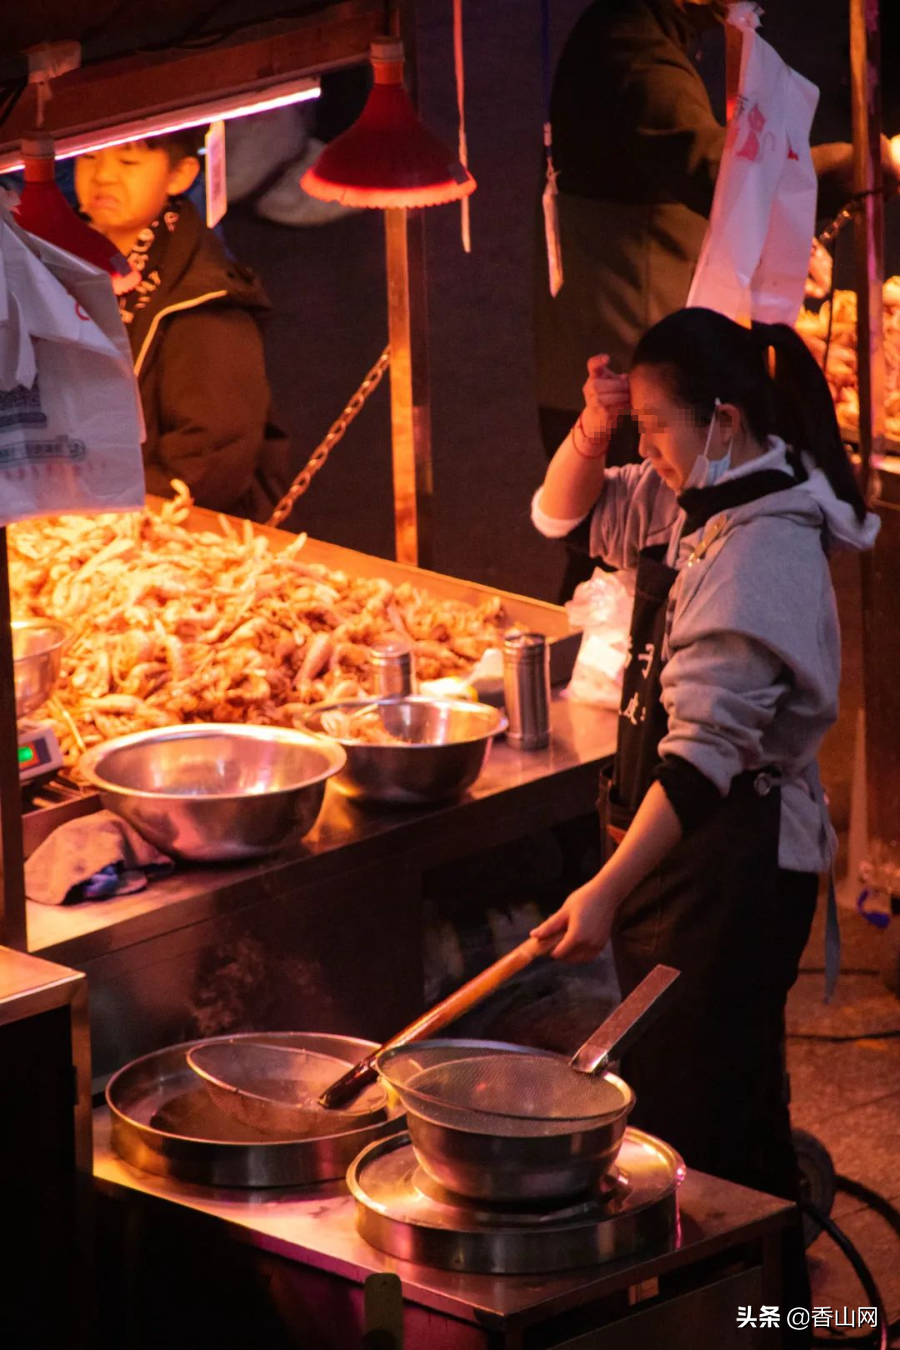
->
[378, 965, 680, 1136]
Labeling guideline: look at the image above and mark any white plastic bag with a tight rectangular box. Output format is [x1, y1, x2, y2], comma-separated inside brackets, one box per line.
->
[564, 570, 633, 708]
[0, 208, 145, 526]
[687, 3, 819, 326]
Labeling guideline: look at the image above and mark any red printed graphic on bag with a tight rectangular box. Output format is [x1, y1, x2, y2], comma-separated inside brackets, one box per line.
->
[737, 104, 767, 162]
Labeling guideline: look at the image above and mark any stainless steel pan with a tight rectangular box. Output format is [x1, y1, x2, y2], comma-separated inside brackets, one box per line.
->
[377, 965, 680, 1202]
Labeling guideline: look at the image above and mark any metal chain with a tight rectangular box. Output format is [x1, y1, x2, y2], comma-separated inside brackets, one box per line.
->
[817, 201, 857, 250]
[815, 186, 892, 250]
[265, 346, 391, 528]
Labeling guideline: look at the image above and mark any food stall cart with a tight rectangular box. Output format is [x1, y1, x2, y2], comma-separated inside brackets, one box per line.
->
[12, 497, 615, 1080]
[0, 0, 625, 1085]
[91, 1116, 796, 1350]
[0, 5, 821, 1346]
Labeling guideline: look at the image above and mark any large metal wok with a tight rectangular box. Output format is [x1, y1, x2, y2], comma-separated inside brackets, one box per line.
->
[377, 965, 680, 1202]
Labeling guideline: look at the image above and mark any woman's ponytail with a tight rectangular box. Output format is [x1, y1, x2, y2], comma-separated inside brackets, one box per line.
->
[753, 321, 868, 523]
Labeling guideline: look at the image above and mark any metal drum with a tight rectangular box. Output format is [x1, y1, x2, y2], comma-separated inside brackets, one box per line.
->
[107, 1032, 405, 1188]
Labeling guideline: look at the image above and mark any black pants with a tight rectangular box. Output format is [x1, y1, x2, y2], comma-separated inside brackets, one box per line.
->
[613, 865, 816, 1201]
[538, 406, 640, 603]
[607, 776, 817, 1339]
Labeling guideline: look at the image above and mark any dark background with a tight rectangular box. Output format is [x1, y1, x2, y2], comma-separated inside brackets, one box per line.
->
[222, 0, 900, 601]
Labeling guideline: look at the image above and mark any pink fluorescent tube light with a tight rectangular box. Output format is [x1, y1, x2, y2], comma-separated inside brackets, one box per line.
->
[0, 77, 321, 174]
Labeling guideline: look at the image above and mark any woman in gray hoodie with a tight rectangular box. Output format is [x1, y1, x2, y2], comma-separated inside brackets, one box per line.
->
[530, 306, 878, 1318]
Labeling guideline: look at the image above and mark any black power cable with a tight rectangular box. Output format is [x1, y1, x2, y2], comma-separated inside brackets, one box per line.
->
[800, 1198, 888, 1350]
[798, 1172, 900, 1349]
[789, 1030, 900, 1043]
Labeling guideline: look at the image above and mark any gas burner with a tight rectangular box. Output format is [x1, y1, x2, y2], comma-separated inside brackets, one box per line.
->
[348, 1129, 684, 1275]
[411, 1160, 630, 1224]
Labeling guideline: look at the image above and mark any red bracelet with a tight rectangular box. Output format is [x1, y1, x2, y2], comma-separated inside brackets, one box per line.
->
[572, 412, 609, 460]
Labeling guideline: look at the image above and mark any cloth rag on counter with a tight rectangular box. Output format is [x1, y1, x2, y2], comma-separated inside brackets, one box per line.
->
[25, 810, 174, 906]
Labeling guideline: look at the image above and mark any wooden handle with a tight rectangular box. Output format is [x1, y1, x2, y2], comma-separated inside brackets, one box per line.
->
[319, 933, 556, 1109]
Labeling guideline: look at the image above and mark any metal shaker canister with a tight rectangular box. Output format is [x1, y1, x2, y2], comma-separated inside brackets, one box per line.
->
[371, 638, 416, 697]
[503, 631, 550, 750]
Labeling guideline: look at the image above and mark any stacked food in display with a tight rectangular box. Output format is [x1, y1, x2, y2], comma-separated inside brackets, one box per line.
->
[9, 482, 506, 771]
[796, 277, 900, 443]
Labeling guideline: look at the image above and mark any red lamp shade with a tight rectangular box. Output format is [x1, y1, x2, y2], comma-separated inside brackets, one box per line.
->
[14, 136, 139, 294]
[301, 38, 476, 209]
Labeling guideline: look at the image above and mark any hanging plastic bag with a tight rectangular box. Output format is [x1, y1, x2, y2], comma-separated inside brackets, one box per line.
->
[564, 570, 634, 708]
[687, 2, 819, 326]
[0, 207, 145, 527]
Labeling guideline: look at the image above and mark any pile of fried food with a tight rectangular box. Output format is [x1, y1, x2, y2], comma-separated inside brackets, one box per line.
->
[10, 483, 504, 769]
[319, 705, 409, 746]
[795, 276, 900, 442]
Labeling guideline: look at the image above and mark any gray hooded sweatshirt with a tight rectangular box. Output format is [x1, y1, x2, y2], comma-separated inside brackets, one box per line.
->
[536, 439, 879, 873]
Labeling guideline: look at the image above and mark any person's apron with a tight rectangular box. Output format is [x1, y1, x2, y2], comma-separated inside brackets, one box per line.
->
[601, 544, 817, 1211]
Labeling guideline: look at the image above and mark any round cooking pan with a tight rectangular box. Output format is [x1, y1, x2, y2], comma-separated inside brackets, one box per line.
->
[378, 965, 680, 1203]
[388, 1039, 635, 1202]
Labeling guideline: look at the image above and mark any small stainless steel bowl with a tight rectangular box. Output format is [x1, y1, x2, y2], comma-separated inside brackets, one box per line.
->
[78, 723, 346, 862]
[12, 619, 68, 718]
[300, 696, 508, 806]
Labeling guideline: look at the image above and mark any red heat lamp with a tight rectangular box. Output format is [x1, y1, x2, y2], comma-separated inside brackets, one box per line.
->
[301, 37, 476, 209]
[14, 135, 139, 293]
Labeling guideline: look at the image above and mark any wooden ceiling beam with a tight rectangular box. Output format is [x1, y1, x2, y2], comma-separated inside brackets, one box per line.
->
[0, 0, 382, 156]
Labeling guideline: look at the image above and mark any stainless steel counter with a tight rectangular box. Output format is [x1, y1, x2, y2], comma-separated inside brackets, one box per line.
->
[93, 1107, 793, 1348]
[28, 697, 617, 1081]
[0, 948, 93, 1348]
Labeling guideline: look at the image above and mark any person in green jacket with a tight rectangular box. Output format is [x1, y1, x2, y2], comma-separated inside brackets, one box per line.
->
[75, 130, 289, 522]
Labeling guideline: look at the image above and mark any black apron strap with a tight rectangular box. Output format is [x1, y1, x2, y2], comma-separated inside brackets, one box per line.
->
[613, 544, 677, 813]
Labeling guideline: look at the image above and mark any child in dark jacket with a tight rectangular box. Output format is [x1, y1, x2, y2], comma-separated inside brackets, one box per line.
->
[76, 129, 289, 522]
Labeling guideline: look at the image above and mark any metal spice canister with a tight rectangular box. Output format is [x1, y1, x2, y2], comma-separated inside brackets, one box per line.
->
[371, 638, 416, 697]
[503, 631, 550, 750]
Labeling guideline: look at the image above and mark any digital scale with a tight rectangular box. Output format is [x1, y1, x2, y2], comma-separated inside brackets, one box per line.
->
[17, 718, 65, 787]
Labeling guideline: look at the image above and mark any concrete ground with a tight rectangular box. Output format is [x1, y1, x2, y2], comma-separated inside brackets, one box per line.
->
[789, 898, 900, 1343]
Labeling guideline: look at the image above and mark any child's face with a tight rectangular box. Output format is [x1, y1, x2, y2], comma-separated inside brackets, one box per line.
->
[75, 142, 198, 239]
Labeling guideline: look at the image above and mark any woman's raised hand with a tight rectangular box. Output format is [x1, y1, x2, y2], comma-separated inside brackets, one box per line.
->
[581, 355, 631, 443]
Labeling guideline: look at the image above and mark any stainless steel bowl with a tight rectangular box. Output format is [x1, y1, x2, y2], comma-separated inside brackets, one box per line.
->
[78, 723, 346, 862]
[300, 696, 508, 805]
[12, 619, 68, 717]
[377, 1039, 634, 1203]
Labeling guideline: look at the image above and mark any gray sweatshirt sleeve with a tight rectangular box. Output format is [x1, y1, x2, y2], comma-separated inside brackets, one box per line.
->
[658, 632, 790, 794]
[657, 513, 837, 794]
[587, 461, 678, 569]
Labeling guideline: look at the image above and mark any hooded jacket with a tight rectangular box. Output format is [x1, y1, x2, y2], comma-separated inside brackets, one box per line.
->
[534, 439, 880, 872]
[126, 202, 290, 522]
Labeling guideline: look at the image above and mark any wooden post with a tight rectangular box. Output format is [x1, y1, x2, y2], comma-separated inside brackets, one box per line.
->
[384, 207, 434, 568]
[382, 0, 434, 570]
[851, 0, 900, 899]
[0, 529, 27, 950]
[850, 0, 885, 491]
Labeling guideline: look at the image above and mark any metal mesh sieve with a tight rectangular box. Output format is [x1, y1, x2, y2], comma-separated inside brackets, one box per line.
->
[380, 1043, 627, 1136]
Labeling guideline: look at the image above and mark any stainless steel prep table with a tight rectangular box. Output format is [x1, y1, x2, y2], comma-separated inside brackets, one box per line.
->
[27, 696, 617, 1081]
[92, 1108, 793, 1350]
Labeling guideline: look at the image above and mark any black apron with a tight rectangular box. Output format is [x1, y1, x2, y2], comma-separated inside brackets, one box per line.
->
[603, 544, 817, 1208]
